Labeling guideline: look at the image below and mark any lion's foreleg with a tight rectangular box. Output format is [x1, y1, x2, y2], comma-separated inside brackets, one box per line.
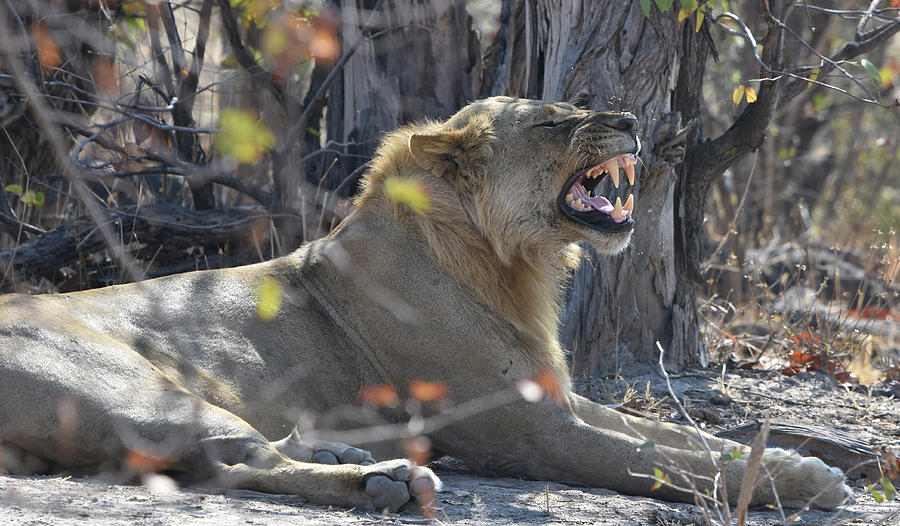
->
[159, 400, 438, 512]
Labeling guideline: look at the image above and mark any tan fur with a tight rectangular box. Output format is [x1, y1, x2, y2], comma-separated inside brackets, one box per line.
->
[0, 97, 850, 512]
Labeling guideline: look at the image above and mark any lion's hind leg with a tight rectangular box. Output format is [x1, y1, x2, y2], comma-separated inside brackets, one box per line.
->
[569, 392, 745, 453]
[271, 428, 375, 465]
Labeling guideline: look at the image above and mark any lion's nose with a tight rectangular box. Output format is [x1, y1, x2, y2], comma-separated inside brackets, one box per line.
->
[610, 114, 637, 133]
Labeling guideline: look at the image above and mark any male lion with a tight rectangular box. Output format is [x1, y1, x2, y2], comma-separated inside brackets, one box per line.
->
[0, 97, 850, 512]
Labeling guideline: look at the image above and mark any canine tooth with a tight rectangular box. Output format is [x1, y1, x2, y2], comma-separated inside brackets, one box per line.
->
[566, 193, 574, 204]
[624, 162, 635, 185]
[623, 194, 634, 213]
[611, 197, 625, 220]
[609, 169, 620, 188]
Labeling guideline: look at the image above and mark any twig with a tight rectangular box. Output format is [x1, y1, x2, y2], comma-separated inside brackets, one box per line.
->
[0, 7, 145, 283]
[145, 6, 176, 98]
[655, 341, 731, 522]
[735, 420, 769, 526]
[216, 0, 300, 115]
[267, 0, 385, 214]
[701, 152, 758, 273]
[178, 0, 212, 115]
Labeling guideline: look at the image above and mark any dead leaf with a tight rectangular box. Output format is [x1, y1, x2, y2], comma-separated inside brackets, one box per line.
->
[31, 23, 62, 69]
[409, 379, 449, 402]
[402, 435, 432, 466]
[124, 449, 170, 474]
[359, 383, 398, 407]
[536, 366, 564, 403]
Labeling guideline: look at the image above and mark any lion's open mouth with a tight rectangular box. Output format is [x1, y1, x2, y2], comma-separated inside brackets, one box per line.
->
[558, 153, 637, 232]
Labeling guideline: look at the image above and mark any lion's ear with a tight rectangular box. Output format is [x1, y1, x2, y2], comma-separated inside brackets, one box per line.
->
[408, 116, 494, 185]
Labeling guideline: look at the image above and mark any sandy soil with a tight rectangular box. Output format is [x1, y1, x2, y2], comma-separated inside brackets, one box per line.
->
[2, 367, 898, 526]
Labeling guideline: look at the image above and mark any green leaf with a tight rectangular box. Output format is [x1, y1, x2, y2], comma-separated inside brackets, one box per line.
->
[683, 0, 698, 11]
[4, 184, 23, 195]
[122, 16, 146, 34]
[640, 0, 652, 17]
[695, 10, 705, 32]
[384, 177, 431, 215]
[861, 59, 883, 84]
[214, 109, 276, 164]
[639, 440, 656, 450]
[868, 484, 885, 503]
[33, 191, 45, 207]
[256, 278, 282, 321]
[883, 476, 897, 501]
[655, 0, 674, 11]
[723, 448, 744, 461]
[651, 467, 669, 491]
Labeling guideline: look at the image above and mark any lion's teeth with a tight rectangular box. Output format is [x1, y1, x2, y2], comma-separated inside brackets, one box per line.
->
[623, 194, 634, 213]
[574, 199, 585, 210]
[566, 193, 574, 204]
[611, 197, 625, 220]
[624, 162, 635, 185]
[609, 169, 620, 188]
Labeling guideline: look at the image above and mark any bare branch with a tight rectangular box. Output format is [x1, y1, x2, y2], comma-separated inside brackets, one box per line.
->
[0, 5, 145, 283]
[271, 0, 385, 212]
[781, 17, 900, 107]
[856, 0, 884, 36]
[179, 0, 213, 115]
[216, 0, 300, 116]
[145, 6, 176, 98]
[0, 203, 278, 282]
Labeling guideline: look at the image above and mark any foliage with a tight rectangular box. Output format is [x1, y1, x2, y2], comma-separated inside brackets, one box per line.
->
[383, 177, 431, 215]
[214, 110, 276, 164]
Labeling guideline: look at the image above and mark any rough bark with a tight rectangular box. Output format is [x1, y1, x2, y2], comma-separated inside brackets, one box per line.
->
[323, 0, 481, 193]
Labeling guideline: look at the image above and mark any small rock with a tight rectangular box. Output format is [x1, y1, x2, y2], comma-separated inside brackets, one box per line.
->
[709, 392, 733, 406]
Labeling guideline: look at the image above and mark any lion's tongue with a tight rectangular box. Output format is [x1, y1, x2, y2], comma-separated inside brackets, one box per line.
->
[572, 184, 613, 213]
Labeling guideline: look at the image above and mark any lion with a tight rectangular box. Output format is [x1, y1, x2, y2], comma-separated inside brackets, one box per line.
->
[0, 97, 850, 512]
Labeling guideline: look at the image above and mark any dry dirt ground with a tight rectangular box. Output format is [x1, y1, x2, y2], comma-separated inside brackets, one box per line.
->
[1, 367, 898, 526]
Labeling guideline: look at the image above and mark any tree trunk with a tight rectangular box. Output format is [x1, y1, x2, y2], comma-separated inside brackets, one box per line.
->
[481, 1, 690, 373]
[322, 0, 481, 193]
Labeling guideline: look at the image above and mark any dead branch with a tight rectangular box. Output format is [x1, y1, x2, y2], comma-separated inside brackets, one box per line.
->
[0, 203, 274, 283]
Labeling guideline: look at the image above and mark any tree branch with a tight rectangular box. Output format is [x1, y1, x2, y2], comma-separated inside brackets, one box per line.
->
[693, 3, 785, 188]
[179, 0, 212, 116]
[271, 0, 385, 212]
[0, 203, 274, 282]
[780, 18, 900, 108]
[216, 0, 301, 117]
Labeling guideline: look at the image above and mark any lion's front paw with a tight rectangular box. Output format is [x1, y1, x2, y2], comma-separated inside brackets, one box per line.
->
[361, 459, 441, 512]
